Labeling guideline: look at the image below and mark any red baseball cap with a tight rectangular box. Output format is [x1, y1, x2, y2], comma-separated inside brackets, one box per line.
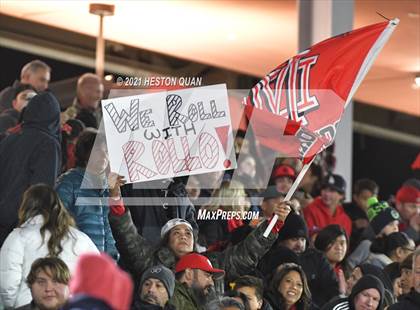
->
[175, 253, 225, 279]
[396, 185, 420, 204]
[273, 165, 296, 180]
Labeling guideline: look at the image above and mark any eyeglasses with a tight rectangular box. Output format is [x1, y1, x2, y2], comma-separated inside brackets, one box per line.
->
[402, 247, 415, 253]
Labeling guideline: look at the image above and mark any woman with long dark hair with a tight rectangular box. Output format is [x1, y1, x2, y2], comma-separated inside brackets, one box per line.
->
[265, 263, 312, 310]
[0, 184, 98, 309]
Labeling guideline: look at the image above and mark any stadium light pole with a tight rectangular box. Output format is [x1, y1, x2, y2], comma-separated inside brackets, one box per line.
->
[89, 3, 115, 79]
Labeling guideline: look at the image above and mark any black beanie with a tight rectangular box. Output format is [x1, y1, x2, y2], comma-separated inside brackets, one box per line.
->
[349, 275, 384, 310]
[258, 245, 300, 278]
[277, 213, 308, 242]
[367, 198, 400, 235]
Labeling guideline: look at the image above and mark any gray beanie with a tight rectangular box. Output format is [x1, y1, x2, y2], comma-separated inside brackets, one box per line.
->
[140, 265, 175, 298]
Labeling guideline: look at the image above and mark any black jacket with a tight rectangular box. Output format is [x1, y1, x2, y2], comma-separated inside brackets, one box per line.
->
[388, 290, 420, 310]
[299, 248, 340, 308]
[321, 296, 350, 310]
[0, 92, 61, 246]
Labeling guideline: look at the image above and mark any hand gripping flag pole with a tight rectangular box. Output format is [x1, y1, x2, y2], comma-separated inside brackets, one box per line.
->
[258, 18, 399, 238]
[263, 157, 315, 237]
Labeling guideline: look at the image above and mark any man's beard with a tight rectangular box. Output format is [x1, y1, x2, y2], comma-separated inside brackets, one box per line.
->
[142, 293, 160, 306]
[191, 283, 217, 307]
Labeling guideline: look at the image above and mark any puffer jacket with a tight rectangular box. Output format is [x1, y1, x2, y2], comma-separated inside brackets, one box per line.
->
[109, 208, 279, 283]
[0, 91, 61, 247]
[0, 215, 99, 308]
[56, 167, 118, 259]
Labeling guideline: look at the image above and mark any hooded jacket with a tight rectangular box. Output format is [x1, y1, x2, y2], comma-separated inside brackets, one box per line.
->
[303, 197, 352, 239]
[322, 275, 384, 310]
[0, 92, 61, 246]
[68, 253, 133, 310]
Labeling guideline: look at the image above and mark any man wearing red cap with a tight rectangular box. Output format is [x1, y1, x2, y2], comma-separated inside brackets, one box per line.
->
[271, 164, 296, 194]
[170, 253, 225, 310]
[395, 183, 420, 242]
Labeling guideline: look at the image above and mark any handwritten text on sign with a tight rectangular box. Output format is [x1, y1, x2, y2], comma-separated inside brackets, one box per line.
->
[101, 84, 236, 183]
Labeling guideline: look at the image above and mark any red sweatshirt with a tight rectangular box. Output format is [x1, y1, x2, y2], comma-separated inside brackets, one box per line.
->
[303, 197, 352, 238]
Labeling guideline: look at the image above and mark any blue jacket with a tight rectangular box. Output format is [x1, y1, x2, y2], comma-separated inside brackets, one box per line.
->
[56, 167, 118, 259]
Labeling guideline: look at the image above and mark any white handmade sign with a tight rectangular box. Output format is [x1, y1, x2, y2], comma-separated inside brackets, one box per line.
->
[101, 84, 236, 183]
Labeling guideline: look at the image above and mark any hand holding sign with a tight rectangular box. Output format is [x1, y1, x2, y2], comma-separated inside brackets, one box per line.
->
[108, 172, 126, 199]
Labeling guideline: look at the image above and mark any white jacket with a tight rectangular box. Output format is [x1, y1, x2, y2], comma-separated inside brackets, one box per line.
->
[0, 215, 99, 308]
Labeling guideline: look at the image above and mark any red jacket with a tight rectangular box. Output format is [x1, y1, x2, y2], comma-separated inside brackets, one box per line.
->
[303, 197, 352, 238]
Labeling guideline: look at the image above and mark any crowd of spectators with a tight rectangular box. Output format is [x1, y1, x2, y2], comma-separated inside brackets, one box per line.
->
[0, 60, 419, 310]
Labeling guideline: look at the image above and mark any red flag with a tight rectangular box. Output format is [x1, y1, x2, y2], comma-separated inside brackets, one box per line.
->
[244, 19, 399, 162]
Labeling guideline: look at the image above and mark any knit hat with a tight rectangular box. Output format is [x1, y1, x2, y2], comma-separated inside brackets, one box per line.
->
[140, 265, 175, 298]
[70, 253, 133, 310]
[160, 218, 193, 238]
[396, 185, 420, 204]
[370, 232, 413, 256]
[258, 246, 300, 278]
[367, 197, 400, 235]
[322, 174, 346, 194]
[277, 213, 308, 242]
[349, 275, 384, 310]
[272, 165, 296, 180]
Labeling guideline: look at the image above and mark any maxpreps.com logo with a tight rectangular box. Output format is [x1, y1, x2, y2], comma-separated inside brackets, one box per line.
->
[197, 209, 259, 221]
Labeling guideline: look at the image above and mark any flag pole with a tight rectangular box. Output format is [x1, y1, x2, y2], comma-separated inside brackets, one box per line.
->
[263, 156, 316, 238]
